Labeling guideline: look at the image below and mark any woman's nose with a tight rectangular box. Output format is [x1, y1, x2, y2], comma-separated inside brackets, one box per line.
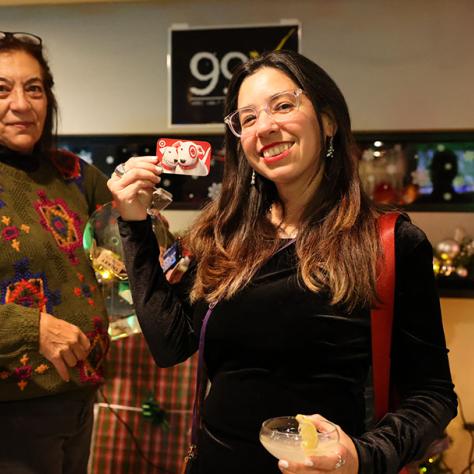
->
[10, 89, 32, 112]
[254, 109, 278, 136]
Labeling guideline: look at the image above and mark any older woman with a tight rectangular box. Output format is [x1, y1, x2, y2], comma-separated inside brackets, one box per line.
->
[0, 32, 110, 473]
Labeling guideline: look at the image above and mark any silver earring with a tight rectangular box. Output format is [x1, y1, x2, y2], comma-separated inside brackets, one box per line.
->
[251, 170, 256, 186]
[326, 136, 334, 159]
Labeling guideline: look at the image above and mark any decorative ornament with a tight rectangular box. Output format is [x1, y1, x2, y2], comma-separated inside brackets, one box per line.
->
[400, 183, 420, 204]
[83, 202, 174, 340]
[142, 394, 169, 429]
[439, 263, 455, 277]
[436, 239, 461, 261]
[415, 433, 451, 473]
[456, 266, 469, 278]
[251, 170, 256, 186]
[433, 233, 474, 281]
[373, 182, 398, 204]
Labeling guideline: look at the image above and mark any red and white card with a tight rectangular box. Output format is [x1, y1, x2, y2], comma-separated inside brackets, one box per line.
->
[156, 138, 211, 176]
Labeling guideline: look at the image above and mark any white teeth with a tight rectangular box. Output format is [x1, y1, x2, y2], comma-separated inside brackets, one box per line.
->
[262, 143, 292, 158]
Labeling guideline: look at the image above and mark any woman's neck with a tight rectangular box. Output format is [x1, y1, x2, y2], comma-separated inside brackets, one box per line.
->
[270, 201, 301, 239]
[0, 145, 40, 171]
[271, 168, 324, 238]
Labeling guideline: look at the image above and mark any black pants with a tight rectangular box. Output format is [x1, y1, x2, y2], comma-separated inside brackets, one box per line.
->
[0, 391, 95, 474]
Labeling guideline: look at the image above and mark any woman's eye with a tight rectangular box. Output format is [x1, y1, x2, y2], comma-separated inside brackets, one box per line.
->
[26, 84, 45, 97]
[0, 84, 10, 95]
[273, 101, 295, 113]
[240, 113, 257, 127]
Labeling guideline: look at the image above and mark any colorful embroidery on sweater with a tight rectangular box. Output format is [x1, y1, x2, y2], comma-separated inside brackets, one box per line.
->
[50, 149, 81, 180]
[34, 190, 82, 265]
[73, 272, 97, 306]
[49, 150, 85, 191]
[1, 215, 31, 252]
[76, 317, 109, 385]
[0, 258, 61, 313]
[0, 354, 49, 391]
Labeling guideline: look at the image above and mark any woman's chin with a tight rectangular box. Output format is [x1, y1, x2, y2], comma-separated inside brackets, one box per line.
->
[3, 139, 36, 154]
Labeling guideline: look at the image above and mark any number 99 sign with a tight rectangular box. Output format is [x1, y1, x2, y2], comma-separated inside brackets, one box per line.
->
[189, 51, 248, 97]
[169, 24, 299, 125]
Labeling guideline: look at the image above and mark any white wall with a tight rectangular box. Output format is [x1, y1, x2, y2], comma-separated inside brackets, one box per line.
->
[2, 0, 474, 135]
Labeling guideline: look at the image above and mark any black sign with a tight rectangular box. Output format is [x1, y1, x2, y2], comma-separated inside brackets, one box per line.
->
[169, 23, 300, 126]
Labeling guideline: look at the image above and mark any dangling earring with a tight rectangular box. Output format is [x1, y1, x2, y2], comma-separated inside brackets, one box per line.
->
[326, 135, 334, 159]
[251, 169, 256, 186]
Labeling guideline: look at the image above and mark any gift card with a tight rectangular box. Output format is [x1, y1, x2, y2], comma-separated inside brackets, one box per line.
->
[156, 138, 211, 176]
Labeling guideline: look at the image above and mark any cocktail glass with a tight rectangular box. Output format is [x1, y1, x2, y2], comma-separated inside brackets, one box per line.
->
[259, 416, 339, 462]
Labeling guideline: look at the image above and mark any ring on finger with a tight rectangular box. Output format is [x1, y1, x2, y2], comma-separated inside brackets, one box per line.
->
[114, 163, 127, 178]
[334, 453, 345, 470]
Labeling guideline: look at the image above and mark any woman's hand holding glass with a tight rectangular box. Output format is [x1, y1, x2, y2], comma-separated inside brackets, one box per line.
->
[260, 414, 358, 473]
[107, 156, 162, 221]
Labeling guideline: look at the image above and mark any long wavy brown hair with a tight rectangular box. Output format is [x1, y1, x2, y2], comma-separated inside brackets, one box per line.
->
[0, 34, 58, 154]
[186, 50, 384, 311]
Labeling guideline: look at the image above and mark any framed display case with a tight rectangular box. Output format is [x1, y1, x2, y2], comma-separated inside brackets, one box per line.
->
[59, 131, 474, 297]
[59, 130, 474, 212]
[355, 130, 474, 213]
[355, 131, 474, 298]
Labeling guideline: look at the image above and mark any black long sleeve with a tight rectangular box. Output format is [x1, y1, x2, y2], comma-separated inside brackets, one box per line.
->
[118, 217, 198, 367]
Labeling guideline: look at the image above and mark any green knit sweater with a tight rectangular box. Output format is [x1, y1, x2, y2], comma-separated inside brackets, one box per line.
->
[0, 147, 111, 401]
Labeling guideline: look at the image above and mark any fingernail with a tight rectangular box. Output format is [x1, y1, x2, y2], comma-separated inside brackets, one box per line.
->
[304, 459, 314, 467]
[156, 165, 163, 172]
[278, 460, 289, 469]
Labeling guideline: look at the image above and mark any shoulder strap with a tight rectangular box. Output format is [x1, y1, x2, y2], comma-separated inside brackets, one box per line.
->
[371, 212, 398, 421]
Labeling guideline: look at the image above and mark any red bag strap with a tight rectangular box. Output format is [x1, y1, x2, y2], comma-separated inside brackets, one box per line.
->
[371, 212, 398, 421]
[371, 213, 410, 474]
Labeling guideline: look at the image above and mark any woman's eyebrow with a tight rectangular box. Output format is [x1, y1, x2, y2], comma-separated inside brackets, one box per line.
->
[0, 76, 42, 85]
[24, 76, 43, 84]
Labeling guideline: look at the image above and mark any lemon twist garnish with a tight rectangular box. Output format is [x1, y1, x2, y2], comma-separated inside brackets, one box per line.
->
[296, 414, 319, 454]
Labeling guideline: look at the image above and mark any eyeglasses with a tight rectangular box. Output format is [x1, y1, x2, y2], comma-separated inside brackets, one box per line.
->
[224, 88, 304, 138]
[0, 31, 42, 46]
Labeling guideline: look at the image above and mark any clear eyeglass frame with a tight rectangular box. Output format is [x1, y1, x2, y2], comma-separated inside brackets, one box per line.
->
[224, 88, 304, 138]
[0, 31, 42, 46]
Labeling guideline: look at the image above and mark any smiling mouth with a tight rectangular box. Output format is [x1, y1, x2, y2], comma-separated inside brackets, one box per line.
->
[261, 142, 293, 158]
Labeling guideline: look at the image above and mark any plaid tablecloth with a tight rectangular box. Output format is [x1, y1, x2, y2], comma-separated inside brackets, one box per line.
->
[89, 333, 197, 474]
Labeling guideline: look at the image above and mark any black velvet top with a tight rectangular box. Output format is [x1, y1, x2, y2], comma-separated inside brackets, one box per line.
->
[118, 216, 457, 474]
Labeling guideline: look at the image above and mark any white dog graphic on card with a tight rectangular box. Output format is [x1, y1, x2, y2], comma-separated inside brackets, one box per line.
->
[157, 138, 211, 176]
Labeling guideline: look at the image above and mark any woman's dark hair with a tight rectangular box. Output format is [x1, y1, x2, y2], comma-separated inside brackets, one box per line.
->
[188, 50, 382, 310]
[0, 36, 58, 154]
